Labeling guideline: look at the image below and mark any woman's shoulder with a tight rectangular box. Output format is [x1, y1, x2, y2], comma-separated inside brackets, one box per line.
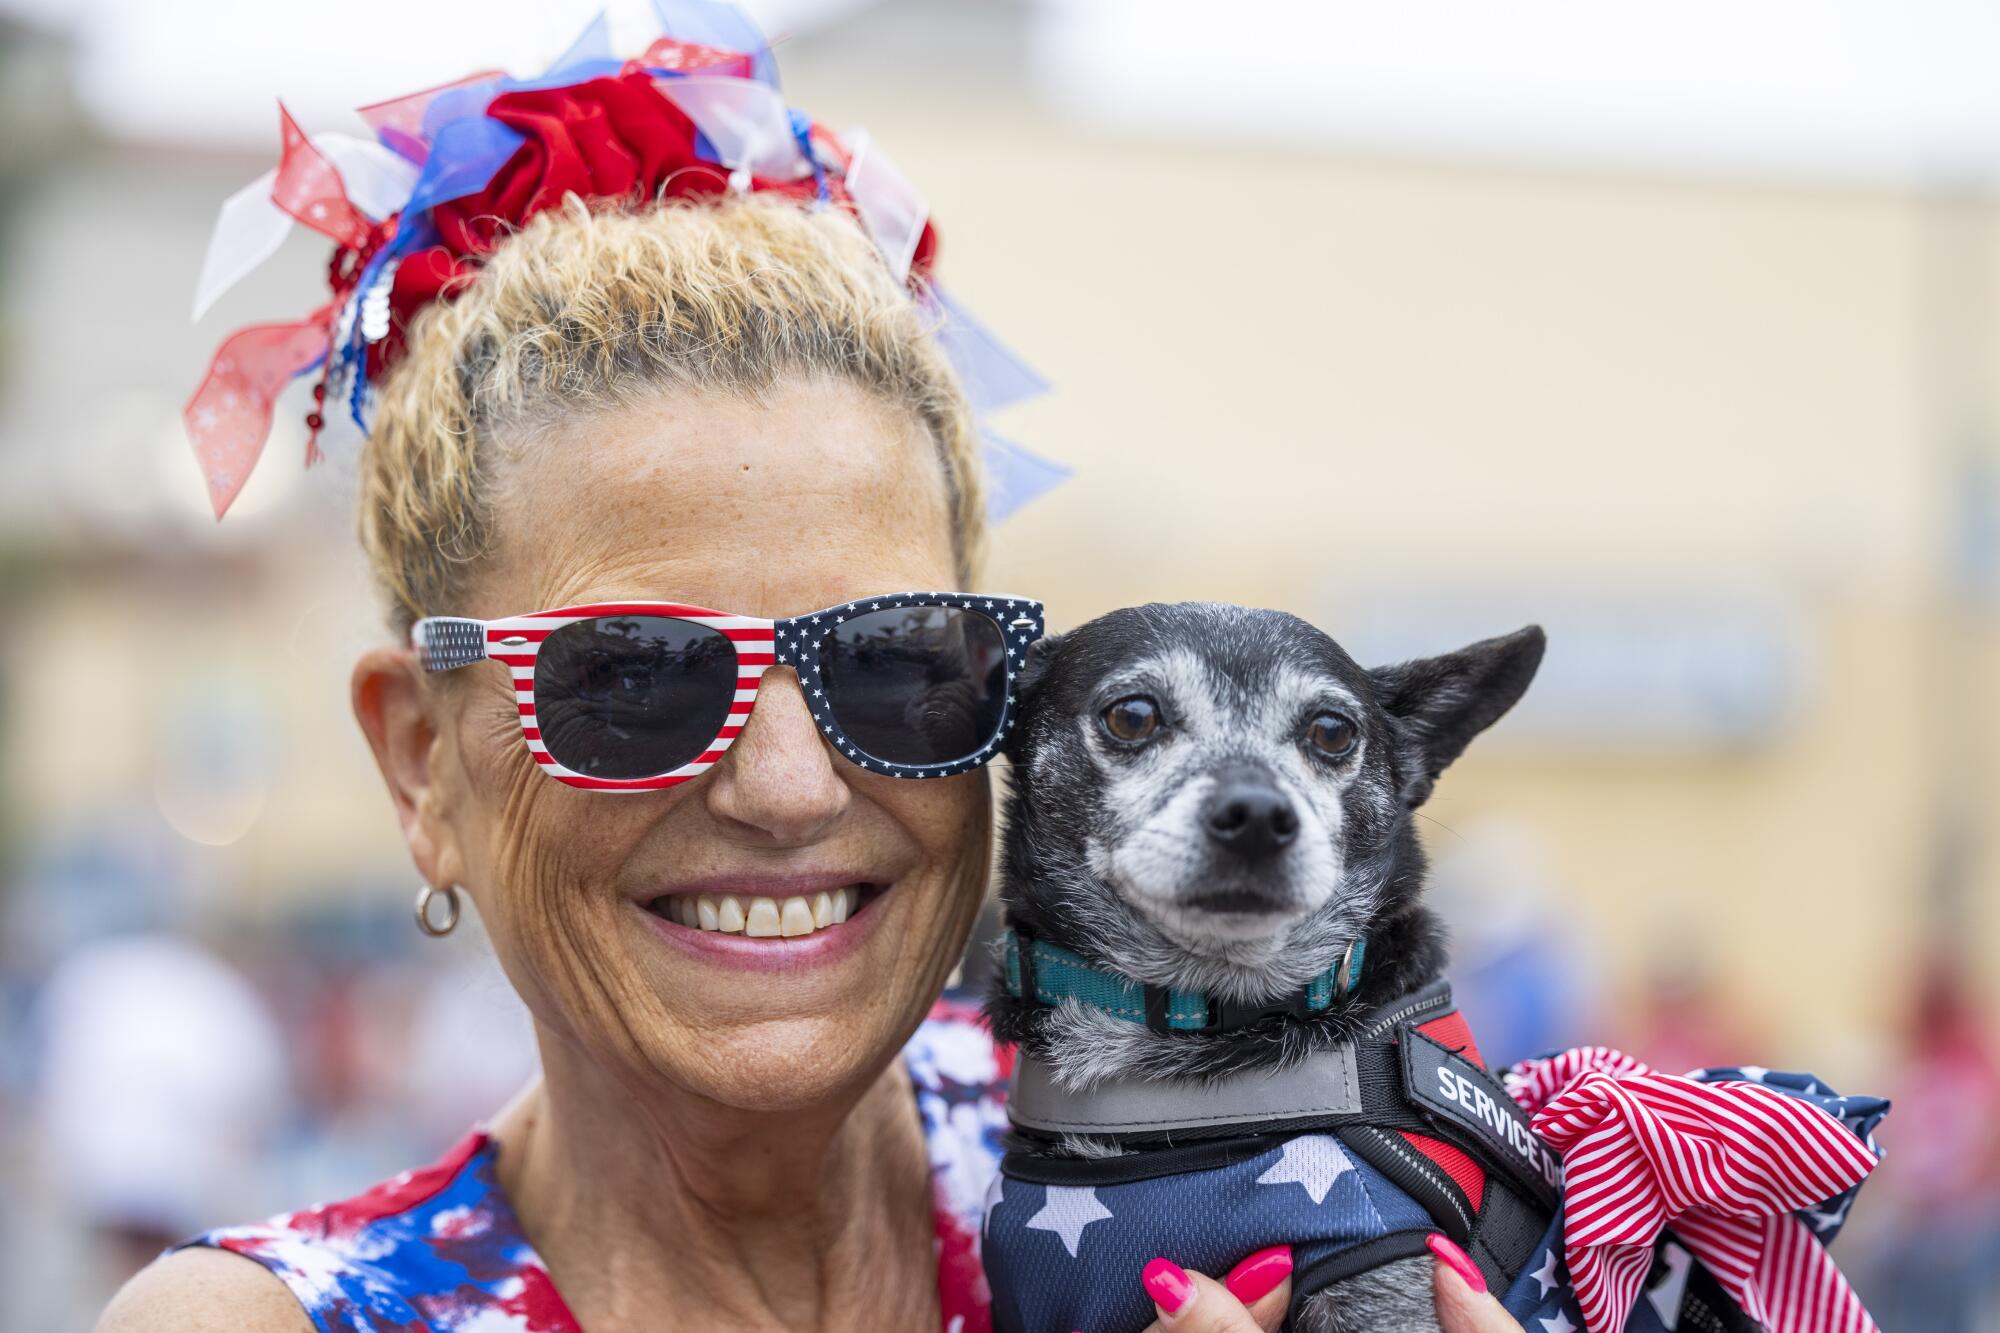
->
[111, 1130, 575, 1333]
[97, 1247, 316, 1333]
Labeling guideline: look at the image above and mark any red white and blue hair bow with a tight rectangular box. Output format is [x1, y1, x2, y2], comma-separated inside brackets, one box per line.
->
[186, 0, 1066, 522]
[1504, 1047, 1887, 1333]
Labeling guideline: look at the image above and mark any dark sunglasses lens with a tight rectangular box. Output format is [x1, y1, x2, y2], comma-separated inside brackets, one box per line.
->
[534, 616, 738, 779]
[820, 607, 1008, 766]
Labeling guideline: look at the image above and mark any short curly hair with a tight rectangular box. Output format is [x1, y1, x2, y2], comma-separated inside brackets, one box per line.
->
[358, 191, 985, 631]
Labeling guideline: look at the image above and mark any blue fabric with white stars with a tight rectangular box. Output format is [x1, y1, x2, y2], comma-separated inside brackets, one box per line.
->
[769, 592, 1045, 778]
[1498, 1066, 1888, 1333]
[983, 1134, 1433, 1333]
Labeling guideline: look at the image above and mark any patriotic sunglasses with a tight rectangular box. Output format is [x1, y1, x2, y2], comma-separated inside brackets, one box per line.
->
[413, 592, 1046, 791]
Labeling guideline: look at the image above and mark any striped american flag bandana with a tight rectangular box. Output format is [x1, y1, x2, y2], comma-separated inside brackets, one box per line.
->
[1506, 1048, 1881, 1333]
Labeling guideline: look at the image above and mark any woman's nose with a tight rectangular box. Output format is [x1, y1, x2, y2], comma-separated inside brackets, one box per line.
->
[701, 668, 850, 846]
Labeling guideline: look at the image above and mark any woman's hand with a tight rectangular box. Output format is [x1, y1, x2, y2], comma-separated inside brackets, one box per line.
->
[1135, 1235, 1524, 1333]
[1428, 1234, 1525, 1333]
[1138, 1246, 1293, 1332]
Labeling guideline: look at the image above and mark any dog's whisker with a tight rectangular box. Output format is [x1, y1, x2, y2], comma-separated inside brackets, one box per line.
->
[1412, 810, 1467, 843]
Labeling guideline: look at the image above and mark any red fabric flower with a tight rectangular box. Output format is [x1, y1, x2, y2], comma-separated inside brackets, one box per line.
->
[433, 71, 718, 256]
[374, 71, 720, 373]
[369, 67, 938, 376]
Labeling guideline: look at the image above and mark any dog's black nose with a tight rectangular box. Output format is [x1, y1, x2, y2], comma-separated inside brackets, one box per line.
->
[1203, 780, 1300, 858]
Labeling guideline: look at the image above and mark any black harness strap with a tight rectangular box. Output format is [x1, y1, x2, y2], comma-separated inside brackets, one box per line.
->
[1338, 1123, 1478, 1241]
[1468, 1176, 1552, 1293]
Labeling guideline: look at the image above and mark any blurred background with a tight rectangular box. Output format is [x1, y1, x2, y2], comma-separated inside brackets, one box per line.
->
[0, 0, 1996, 1327]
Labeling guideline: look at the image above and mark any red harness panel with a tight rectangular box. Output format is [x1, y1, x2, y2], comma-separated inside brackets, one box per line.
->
[1402, 1010, 1492, 1211]
[1415, 1010, 1484, 1068]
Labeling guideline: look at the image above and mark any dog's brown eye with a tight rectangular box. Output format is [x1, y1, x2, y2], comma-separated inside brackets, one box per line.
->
[1307, 713, 1357, 758]
[1102, 695, 1161, 743]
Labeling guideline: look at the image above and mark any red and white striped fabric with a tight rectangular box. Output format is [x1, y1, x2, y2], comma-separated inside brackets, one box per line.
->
[1509, 1047, 1878, 1333]
[487, 604, 772, 791]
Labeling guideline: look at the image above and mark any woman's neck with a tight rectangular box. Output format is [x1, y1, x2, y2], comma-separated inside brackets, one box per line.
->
[490, 1028, 939, 1333]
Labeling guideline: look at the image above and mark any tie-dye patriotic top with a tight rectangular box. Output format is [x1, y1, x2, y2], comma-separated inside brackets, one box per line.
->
[180, 997, 1012, 1333]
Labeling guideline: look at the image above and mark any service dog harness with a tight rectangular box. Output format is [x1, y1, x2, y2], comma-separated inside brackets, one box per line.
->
[985, 935, 1561, 1333]
[985, 935, 1892, 1333]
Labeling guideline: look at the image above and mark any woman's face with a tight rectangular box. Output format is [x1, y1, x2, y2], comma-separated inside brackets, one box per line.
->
[413, 379, 987, 1112]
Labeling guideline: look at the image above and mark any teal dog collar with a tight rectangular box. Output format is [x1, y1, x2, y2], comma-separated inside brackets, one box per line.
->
[1002, 930, 1366, 1035]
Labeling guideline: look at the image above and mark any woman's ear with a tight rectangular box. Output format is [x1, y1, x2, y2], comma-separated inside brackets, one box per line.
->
[1369, 625, 1545, 808]
[352, 646, 464, 890]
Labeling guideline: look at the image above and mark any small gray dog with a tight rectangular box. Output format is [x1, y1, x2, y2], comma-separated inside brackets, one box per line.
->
[980, 603, 1553, 1333]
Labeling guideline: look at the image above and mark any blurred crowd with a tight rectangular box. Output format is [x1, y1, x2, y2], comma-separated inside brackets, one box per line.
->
[0, 832, 539, 1325]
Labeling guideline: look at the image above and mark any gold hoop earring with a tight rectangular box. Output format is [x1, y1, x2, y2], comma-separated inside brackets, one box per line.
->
[414, 882, 461, 937]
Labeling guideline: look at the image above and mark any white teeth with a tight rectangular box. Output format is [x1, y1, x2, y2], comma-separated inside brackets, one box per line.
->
[666, 887, 867, 937]
[744, 896, 782, 937]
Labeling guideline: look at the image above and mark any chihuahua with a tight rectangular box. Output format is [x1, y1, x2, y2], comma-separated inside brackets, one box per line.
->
[981, 603, 1549, 1333]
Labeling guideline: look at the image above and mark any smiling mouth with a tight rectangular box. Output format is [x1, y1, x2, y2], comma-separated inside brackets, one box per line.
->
[644, 884, 884, 939]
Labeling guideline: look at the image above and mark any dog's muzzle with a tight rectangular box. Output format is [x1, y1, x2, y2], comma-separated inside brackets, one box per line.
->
[1201, 768, 1300, 862]
[1179, 767, 1304, 916]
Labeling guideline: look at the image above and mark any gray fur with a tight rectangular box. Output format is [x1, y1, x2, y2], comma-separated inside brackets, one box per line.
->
[1296, 1257, 1443, 1333]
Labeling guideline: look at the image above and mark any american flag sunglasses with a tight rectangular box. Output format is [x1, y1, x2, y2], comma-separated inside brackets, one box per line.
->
[412, 591, 1046, 791]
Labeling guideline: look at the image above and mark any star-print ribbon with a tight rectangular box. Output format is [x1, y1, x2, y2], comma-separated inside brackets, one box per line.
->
[1508, 1047, 1879, 1333]
[183, 306, 334, 518]
[183, 103, 375, 518]
[274, 103, 373, 249]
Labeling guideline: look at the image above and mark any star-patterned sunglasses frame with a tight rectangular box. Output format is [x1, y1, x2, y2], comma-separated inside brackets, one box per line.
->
[412, 591, 1046, 791]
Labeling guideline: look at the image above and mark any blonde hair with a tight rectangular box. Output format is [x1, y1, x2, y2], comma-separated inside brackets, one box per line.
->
[359, 192, 986, 630]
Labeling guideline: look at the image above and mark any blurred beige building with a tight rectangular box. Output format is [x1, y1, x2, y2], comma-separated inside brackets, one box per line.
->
[1, 0, 1996, 1097]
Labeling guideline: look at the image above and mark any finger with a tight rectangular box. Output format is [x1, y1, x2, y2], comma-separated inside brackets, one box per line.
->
[1243, 1274, 1292, 1333]
[1139, 1259, 1271, 1332]
[1223, 1245, 1294, 1332]
[1428, 1234, 1520, 1333]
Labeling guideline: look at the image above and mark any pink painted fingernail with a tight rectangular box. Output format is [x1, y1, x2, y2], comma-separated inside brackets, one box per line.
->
[1142, 1257, 1196, 1314]
[1224, 1245, 1294, 1304]
[1427, 1233, 1486, 1294]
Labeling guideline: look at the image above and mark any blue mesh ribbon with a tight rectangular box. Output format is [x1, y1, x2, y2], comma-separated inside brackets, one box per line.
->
[652, 0, 779, 88]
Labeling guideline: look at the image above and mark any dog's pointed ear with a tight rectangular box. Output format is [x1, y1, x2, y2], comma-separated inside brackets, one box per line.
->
[1003, 632, 1062, 760]
[1370, 625, 1544, 808]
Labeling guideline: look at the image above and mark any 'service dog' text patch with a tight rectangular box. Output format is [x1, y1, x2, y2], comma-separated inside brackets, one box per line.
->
[1401, 1029, 1561, 1208]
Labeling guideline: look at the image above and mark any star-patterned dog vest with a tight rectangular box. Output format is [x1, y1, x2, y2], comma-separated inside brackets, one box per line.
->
[980, 983, 1889, 1333]
[983, 983, 1560, 1333]
[985, 1131, 1438, 1332]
